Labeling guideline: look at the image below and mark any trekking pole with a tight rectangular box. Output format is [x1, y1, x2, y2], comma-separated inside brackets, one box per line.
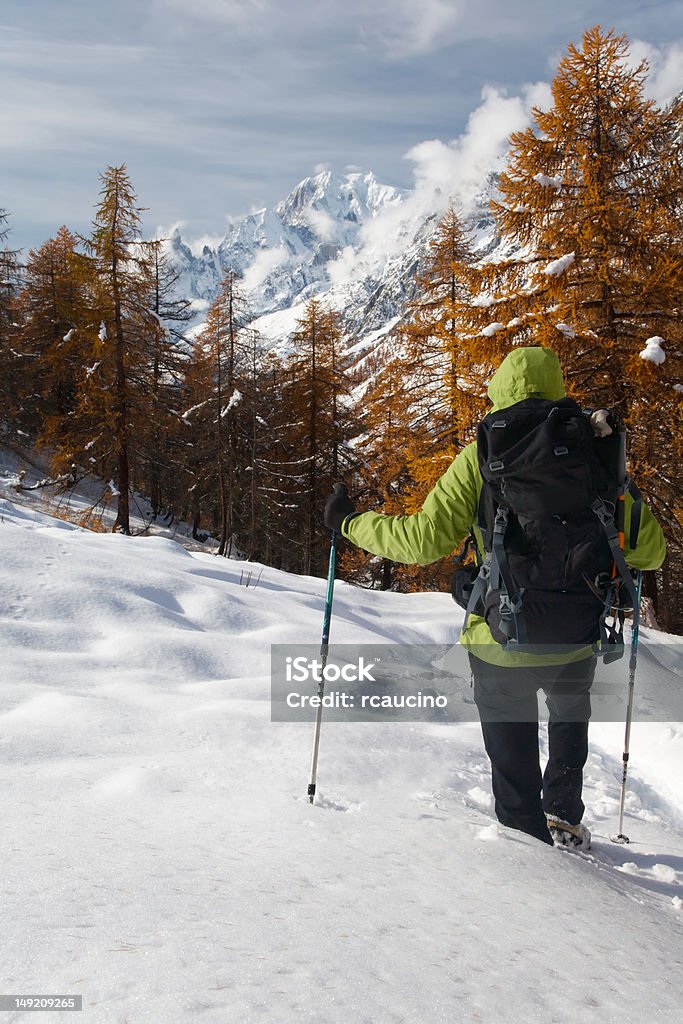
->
[307, 484, 345, 804]
[611, 570, 644, 844]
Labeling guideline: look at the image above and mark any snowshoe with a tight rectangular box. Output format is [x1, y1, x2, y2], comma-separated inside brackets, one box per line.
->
[546, 816, 592, 851]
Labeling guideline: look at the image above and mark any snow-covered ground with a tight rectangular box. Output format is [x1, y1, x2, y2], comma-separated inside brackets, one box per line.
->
[1, 495, 682, 1024]
[0, 447, 215, 551]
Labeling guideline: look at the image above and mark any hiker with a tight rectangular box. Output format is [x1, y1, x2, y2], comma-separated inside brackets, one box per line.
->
[324, 347, 666, 849]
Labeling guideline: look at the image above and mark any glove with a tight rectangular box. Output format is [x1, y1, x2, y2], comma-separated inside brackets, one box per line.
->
[324, 483, 358, 534]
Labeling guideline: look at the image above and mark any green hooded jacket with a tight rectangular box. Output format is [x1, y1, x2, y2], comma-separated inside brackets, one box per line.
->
[343, 347, 666, 667]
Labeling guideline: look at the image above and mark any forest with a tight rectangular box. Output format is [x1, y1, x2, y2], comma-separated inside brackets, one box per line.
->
[1, 27, 681, 630]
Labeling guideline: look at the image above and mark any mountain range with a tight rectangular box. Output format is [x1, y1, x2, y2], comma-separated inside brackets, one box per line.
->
[167, 168, 504, 353]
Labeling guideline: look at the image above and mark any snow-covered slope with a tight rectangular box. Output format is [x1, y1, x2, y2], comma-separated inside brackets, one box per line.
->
[1, 497, 682, 1022]
[168, 168, 503, 349]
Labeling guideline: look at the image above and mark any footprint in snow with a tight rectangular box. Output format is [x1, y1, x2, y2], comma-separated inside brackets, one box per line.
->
[309, 795, 361, 813]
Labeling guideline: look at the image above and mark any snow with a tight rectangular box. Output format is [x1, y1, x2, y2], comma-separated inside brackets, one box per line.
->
[640, 336, 666, 365]
[180, 399, 210, 425]
[221, 389, 243, 417]
[533, 172, 563, 190]
[481, 322, 505, 337]
[543, 252, 575, 276]
[555, 321, 576, 338]
[0, 495, 682, 1022]
[98, 321, 107, 342]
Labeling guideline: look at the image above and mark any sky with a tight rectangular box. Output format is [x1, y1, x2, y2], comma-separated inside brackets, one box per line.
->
[1, 0, 682, 254]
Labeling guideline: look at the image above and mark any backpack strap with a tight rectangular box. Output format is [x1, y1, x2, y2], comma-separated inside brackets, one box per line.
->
[491, 507, 528, 647]
[453, 531, 481, 568]
[591, 498, 638, 608]
[461, 557, 490, 634]
[626, 478, 643, 551]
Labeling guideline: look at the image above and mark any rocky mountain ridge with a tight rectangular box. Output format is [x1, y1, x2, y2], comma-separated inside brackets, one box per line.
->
[168, 168, 503, 351]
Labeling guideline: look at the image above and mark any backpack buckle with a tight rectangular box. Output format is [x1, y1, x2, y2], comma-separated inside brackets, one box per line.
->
[489, 460, 505, 473]
[500, 589, 525, 616]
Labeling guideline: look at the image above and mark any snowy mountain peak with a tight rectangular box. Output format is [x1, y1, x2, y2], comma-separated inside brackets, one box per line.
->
[167, 165, 499, 347]
[169, 167, 411, 325]
[274, 169, 405, 235]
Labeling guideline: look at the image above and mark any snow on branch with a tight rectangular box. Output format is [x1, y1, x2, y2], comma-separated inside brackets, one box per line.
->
[221, 389, 242, 418]
[639, 337, 666, 365]
[533, 173, 563, 191]
[180, 399, 210, 425]
[481, 322, 505, 337]
[543, 252, 575, 277]
[471, 293, 497, 308]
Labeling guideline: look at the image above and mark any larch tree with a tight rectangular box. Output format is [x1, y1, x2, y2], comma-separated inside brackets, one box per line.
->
[75, 164, 159, 534]
[284, 298, 357, 576]
[453, 26, 682, 626]
[16, 226, 93, 445]
[0, 210, 23, 439]
[340, 339, 416, 590]
[135, 238, 193, 518]
[185, 270, 252, 556]
[403, 206, 477, 455]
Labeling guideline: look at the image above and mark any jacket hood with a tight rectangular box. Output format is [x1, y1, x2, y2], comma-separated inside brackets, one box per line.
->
[487, 347, 566, 411]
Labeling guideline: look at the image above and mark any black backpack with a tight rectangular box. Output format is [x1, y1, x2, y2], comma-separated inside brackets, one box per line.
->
[456, 397, 642, 660]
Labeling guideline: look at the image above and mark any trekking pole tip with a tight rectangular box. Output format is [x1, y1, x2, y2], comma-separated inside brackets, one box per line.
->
[610, 833, 630, 844]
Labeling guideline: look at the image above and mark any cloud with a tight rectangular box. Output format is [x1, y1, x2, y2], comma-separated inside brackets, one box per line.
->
[629, 39, 683, 104]
[327, 245, 359, 288]
[0, 78, 177, 152]
[153, 220, 185, 243]
[186, 232, 232, 255]
[360, 0, 463, 58]
[157, 0, 461, 56]
[241, 245, 289, 291]
[0, 30, 174, 152]
[327, 82, 537, 283]
[157, 0, 269, 25]
[303, 207, 336, 241]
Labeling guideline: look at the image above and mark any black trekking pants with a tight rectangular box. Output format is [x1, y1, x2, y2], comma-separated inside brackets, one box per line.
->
[469, 653, 597, 845]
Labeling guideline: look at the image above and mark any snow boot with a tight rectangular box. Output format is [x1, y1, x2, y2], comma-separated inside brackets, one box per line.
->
[546, 815, 592, 851]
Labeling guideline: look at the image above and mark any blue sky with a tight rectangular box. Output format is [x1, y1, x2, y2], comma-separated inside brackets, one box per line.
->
[2, 0, 682, 253]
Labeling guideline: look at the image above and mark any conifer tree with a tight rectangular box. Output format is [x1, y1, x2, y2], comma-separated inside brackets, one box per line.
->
[135, 239, 193, 517]
[461, 26, 682, 625]
[400, 206, 480, 503]
[16, 226, 92, 441]
[404, 207, 476, 451]
[340, 341, 414, 589]
[283, 298, 357, 575]
[43, 165, 172, 535]
[185, 270, 252, 556]
[0, 210, 23, 438]
[78, 165, 156, 532]
[244, 351, 299, 569]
